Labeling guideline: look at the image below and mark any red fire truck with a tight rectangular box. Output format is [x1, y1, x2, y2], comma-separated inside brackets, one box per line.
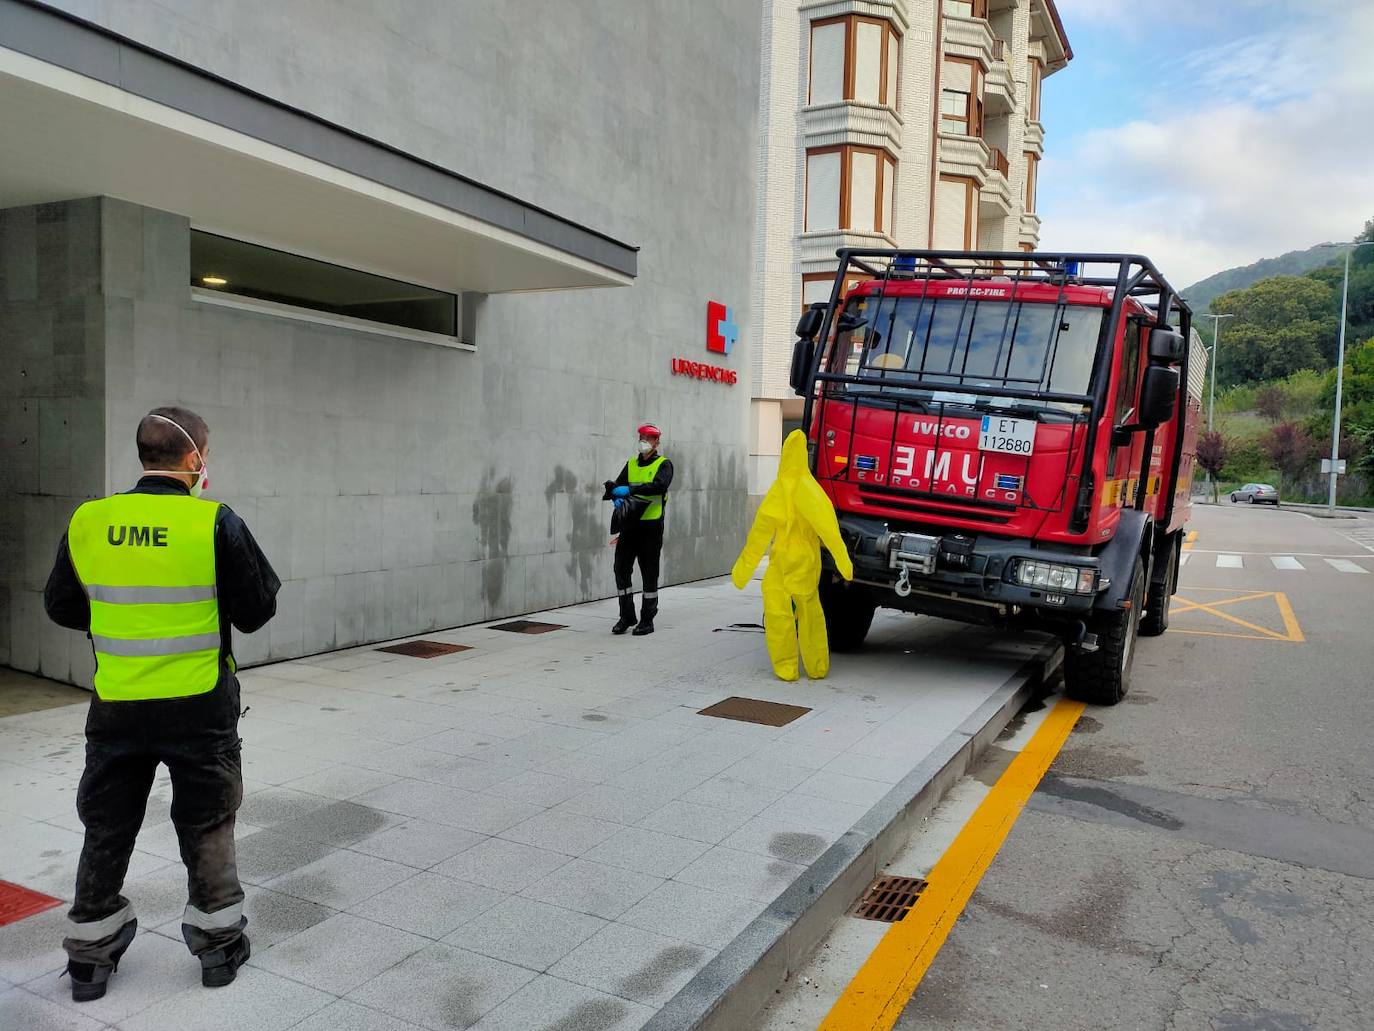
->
[790, 250, 1204, 704]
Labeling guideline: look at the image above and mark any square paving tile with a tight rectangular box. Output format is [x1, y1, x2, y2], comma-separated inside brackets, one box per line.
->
[617, 881, 765, 950]
[446, 896, 606, 973]
[674, 846, 806, 903]
[347, 943, 536, 1031]
[350, 820, 488, 870]
[264, 849, 416, 909]
[554, 784, 677, 825]
[467, 974, 654, 1031]
[497, 810, 621, 856]
[0, 987, 106, 1031]
[289, 999, 429, 1031]
[0, 904, 70, 984]
[348, 873, 508, 940]
[677, 775, 785, 816]
[483, 770, 589, 807]
[795, 768, 894, 808]
[519, 859, 663, 921]
[549, 921, 712, 1008]
[283, 766, 401, 801]
[119, 964, 333, 1031]
[270, 800, 406, 847]
[235, 829, 336, 885]
[581, 826, 711, 878]
[252, 912, 428, 995]
[238, 887, 336, 948]
[431, 838, 573, 894]
[635, 800, 753, 844]
[238, 787, 336, 829]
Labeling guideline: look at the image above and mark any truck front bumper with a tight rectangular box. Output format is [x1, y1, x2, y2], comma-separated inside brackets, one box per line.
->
[833, 515, 1104, 617]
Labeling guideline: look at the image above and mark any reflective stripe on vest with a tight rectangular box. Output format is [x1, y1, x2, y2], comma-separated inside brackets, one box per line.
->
[627, 455, 667, 521]
[67, 494, 222, 701]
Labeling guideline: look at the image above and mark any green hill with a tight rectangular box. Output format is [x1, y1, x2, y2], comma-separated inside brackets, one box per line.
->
[1182, 244, 1343, 314]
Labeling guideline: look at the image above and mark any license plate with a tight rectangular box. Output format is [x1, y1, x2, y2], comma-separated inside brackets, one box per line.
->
[979, 416, 1035, 456]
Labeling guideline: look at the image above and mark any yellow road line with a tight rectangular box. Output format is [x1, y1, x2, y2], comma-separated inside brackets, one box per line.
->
[1172, 592, 1304, 642]
[1183, 529, 1198, 551]
[817, 697, 1085, 1030]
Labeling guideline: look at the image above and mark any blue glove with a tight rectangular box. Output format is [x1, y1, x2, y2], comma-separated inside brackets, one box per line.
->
[611, 486, 631, 498]
[612, 498, 627, 512]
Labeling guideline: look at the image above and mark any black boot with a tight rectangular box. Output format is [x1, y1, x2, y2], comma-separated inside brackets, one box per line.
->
[632, 596, 658, 636]
[67, 919, 136, 1003]
[200, 934, 251, 988]
[612, 592, 637, 635]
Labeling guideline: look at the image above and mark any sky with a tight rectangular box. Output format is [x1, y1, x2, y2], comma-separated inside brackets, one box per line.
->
[1036, 0, 1374, 289]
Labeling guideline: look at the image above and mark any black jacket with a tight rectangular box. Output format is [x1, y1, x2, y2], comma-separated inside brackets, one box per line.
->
[45, 476, 280, 737]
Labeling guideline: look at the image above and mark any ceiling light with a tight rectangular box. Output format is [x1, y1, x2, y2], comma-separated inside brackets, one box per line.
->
[201, 275, 228, 287]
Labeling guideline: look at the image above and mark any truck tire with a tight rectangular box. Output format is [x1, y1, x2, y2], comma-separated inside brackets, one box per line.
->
[818, 577, 876, 652]
[1140, 535, 1179, 637]
[1064, 557, 1144, 706]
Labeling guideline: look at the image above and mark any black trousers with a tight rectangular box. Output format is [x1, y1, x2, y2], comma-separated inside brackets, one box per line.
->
[614, 519, 664, 617]
[64, 678, 246, 968]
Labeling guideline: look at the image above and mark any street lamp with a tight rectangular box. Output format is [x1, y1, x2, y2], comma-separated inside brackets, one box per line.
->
[1324, 240, 1374, 513]
[1200, 312, 1235, 433]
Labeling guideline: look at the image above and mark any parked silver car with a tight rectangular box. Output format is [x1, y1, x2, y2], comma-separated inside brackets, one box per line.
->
[1231, 483, 1280, 505]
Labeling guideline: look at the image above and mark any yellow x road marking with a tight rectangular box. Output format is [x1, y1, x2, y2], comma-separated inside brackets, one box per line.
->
[1171, 588, 1304, 642]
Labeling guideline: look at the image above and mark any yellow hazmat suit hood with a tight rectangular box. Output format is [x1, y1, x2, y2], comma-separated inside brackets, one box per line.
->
[732, 431, 854, 680]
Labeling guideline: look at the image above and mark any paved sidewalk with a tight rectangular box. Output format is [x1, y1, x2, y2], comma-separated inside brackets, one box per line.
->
[1, 573, 1045, 1031]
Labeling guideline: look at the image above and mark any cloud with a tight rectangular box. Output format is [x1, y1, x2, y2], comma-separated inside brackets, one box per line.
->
[1039, 5, 1374, 289]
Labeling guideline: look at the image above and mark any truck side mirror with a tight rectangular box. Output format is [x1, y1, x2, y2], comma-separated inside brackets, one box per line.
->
[1148, 327, 1185, 364]
[795, 304, 826, 341]
[789, 337, 816, 395]
[1139, 365, 1179, 427]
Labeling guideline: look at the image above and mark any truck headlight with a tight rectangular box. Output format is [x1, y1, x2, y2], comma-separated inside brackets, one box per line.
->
[1013, 560, 1096, 595]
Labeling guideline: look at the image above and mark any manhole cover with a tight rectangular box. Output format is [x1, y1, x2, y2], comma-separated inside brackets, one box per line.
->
[849, 875, 928, 923]
[697, 696, 811, 727]
[0, 880, 62, 926]
[490, 620, 566, 634]
[375, 640, 472, 658]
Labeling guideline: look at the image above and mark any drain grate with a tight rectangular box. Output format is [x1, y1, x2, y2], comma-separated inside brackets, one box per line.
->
[849, 875, 928, 923]
[0, 880, 62, 926]
[697, 696, 811, 727]
[376, 640, 472, 658]
[490, 620, 567, 634]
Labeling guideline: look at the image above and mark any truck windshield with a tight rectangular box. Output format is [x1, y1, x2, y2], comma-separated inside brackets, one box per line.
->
[827, 293, 1104, 414]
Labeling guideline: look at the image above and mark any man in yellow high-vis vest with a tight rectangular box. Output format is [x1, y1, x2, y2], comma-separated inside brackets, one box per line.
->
[44, 406, 279, 1002]
[604, 423, 673, 635]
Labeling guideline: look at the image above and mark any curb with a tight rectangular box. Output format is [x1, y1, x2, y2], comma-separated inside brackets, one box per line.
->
[642, 642, 1065, 1031]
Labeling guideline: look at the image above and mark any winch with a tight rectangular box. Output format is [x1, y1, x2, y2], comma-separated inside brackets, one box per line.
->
[881, 531, 941, 596]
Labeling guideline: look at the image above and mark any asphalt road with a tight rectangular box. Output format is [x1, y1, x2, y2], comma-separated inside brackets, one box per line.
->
[897, 503, 1374, 1031]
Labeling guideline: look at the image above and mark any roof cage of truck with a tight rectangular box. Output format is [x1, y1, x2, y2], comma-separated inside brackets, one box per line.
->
[832, 249, 1191, 319]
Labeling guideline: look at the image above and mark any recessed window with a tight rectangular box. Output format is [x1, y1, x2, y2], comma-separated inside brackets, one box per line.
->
[805, 146, 897, 236]
[1024, 151, 1039, 212]
[943, 0, 988, 18]
[809, 16, 901, 108]
[190, 231, 457, 336]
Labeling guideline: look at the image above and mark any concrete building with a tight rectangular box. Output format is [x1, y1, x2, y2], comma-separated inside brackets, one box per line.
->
[747, 0, 1070, 493]
[0, 0, 761, 687]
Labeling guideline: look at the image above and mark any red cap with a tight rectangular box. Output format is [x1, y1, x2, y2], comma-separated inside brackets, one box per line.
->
[637, 423, 661, 439]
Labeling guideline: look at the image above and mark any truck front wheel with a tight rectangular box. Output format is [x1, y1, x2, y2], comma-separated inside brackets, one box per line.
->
[1064, 557, 1144, 706]
[818, 577, 876, 652]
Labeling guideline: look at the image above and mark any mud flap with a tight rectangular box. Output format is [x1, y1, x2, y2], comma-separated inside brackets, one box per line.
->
[1094, 509, 1152, 613]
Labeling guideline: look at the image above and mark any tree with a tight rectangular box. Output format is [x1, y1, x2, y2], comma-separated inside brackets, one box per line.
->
[1211, 276, 1338, 384]
[1260, 421, 1320, 487]
[1319, 336, 1374, 430]
[1255, 384, 1287, 422]
[1196, 430, 1230, 503]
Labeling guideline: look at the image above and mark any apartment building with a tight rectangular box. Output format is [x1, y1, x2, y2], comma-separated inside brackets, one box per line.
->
[748, 0, 1071, 494]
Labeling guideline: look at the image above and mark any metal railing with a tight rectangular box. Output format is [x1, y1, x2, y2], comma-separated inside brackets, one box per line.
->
[991, 38, 1005, 61]
[986, 145, 1010, 177]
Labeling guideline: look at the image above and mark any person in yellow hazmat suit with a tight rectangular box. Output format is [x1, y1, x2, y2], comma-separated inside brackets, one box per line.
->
[731, 430, 855, 681]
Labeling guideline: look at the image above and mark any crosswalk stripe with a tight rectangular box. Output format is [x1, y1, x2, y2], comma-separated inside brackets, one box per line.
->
[1325, 558, 1369, 574]
[1216, 554, 1243, 569]
[1270, 556, 1304, 570]
[1178, 552, 1190, 567]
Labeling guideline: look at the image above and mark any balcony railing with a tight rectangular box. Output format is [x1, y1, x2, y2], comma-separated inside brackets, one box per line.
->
[991, 37, 1005, 61]
[986, 145, 1009, 177]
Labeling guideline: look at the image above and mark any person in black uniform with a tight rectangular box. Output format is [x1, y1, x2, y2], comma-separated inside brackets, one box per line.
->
[44, 406, 279, 1001]
[605, 424, 673, 635]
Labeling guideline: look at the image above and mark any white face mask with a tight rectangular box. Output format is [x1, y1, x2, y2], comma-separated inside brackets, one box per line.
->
[638, 440, 655, 456]
[144, 415, 209, 497]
